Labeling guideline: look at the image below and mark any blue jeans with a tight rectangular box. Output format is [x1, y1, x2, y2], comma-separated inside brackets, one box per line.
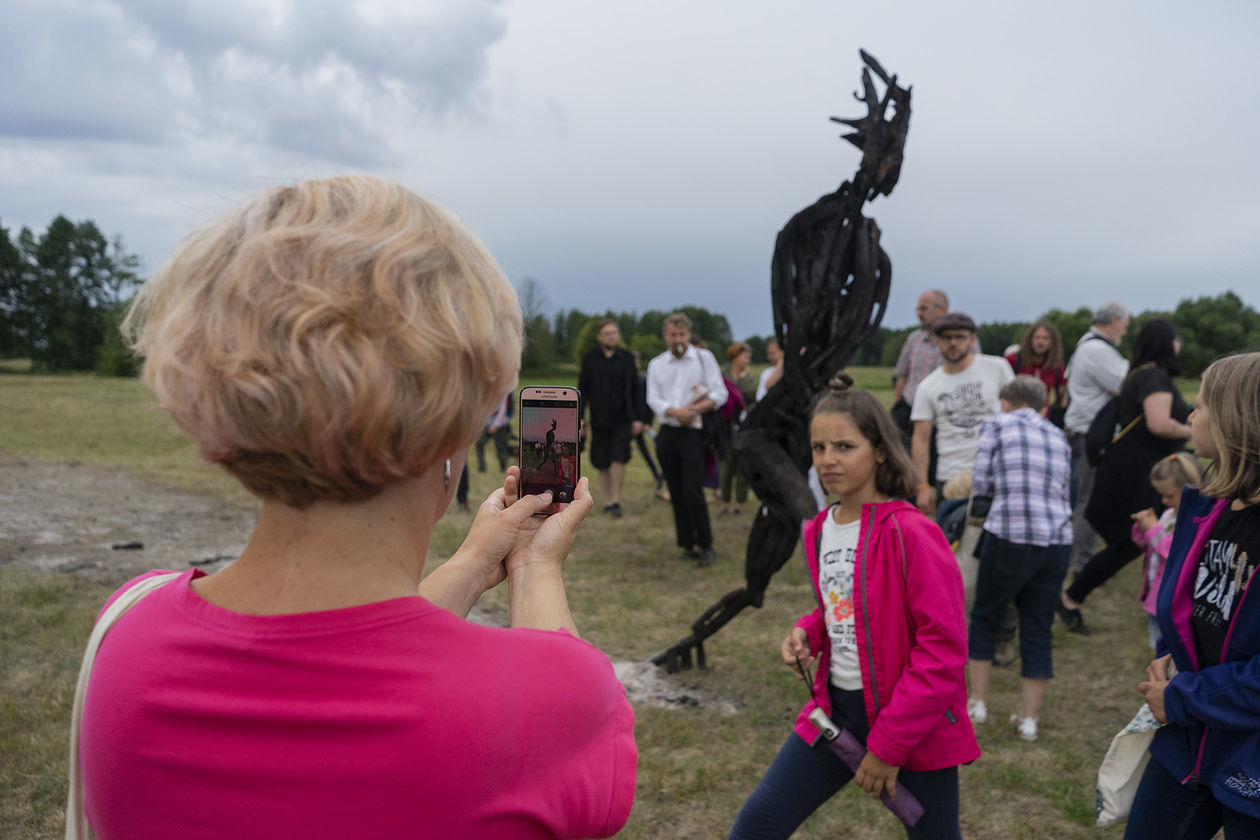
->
[729, 686, 961, 840]
[968, 536, 1069, 679]
[1125, 756, 1260, 839]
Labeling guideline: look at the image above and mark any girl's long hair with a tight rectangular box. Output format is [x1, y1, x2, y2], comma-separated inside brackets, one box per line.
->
[1197, 352, 1260, 504]
[810, 372, 917, 499]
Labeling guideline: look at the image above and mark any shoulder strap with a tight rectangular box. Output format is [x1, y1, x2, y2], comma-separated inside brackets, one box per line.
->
[66, 572, 182, 840]
[1110, 363, 1157, 444]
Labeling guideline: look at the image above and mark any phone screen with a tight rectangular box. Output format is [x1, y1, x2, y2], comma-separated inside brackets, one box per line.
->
[519, 389, 580, 508]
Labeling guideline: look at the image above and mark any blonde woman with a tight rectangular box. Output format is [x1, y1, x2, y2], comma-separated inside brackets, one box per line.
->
[78, 177, 636, 839]
[1126, 352, 1260, 839]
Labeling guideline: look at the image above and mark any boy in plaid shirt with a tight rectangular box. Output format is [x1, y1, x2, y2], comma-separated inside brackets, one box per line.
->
[964, 375, 1072, 742]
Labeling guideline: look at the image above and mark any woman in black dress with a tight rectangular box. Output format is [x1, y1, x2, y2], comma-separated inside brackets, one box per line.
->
[1059, 318, 1193, 634]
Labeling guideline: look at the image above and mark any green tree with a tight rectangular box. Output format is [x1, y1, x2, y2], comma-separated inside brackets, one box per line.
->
[880, 327, 914, 366]
[746, 334, 768, 364]
[1170, 291, 1260, 375]
[571, 317, 602, 366]
[518, 277, 555, 372]
[3, 216, 141, 371]
[0, 224, 28, 357]
[630, 333, 666, 360]
[975, 321, 1027, 357]
[1039, 307, 1094, 353]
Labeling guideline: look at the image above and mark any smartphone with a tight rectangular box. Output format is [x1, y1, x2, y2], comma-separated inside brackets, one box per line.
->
[518, 386, 581, 514]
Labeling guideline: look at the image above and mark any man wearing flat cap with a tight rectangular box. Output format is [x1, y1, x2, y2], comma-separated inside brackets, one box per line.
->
[910, 312, 1014, 515]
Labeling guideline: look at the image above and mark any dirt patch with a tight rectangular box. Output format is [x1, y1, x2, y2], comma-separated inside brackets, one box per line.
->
[0, 451, 254, 584]
[0, 451, 735, 711]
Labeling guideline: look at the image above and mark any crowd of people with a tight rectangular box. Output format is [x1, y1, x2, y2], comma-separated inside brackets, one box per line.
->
[70, 176, 1259, 840]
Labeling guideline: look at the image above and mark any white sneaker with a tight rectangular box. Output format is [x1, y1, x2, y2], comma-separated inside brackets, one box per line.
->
[967, 699, 988, 725]
[1011, 714, 1038, 741]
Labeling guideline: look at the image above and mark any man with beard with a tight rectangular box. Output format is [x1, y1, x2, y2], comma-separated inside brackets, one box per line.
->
[891, 290, 980, 443]
[646, 312, 727, 567]
[910, 312, 1014, 516]
[578, 319, 642, 516]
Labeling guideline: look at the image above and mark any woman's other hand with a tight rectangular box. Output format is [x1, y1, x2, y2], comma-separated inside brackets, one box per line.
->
[780, 626, 816, 675]
[1138, 654, 1174, 723]
[499, 469, 593, 633]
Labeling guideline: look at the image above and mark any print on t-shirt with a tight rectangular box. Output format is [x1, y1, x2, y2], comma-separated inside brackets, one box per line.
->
[936, 381, 992, 433]
[1194, 541, 1257, 629]
[1192, 505, 1260, 666]
[820, 543, 857, 647]
[818, 515, 863, 689]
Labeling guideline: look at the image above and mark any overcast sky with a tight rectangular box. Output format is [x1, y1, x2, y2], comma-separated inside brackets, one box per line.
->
[2, 1, 1257, 339]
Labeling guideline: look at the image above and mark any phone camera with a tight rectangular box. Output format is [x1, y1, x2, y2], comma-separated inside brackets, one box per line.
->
[558, 491, 570, 501]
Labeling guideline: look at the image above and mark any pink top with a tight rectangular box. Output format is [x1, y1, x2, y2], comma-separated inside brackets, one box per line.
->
[81, 570, 636, 839]
[1134, 507, 1177, 617]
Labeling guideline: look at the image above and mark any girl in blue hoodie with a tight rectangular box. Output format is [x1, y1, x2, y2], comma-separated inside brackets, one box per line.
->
[1126, 352, 1260, 839]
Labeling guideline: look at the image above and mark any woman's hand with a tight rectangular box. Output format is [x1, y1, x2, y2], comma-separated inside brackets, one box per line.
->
[1138, 654, 1175, 724]
[497, 469, 594, 577]
[422, 467, 564, 617]
[450, 467, 560, 591]
[498, 470, 594, 633]
[855, 751, 900, 801]
[1132, 508, 1159, 532]
[780, 626, 816, 675]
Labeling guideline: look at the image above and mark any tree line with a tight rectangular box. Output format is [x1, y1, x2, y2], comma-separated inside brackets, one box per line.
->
[3, 217, 1257, 378]
[1, 216, 141, 374]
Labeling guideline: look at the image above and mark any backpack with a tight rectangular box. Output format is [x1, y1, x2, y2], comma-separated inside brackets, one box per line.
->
[1083, 363, 1153, 467]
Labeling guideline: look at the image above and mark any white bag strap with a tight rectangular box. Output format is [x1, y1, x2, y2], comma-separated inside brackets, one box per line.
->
[66, 572, 182, 840]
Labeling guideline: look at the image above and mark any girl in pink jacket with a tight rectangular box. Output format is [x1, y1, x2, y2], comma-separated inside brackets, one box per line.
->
[1131, 453, 1202, 648]
[730, 375, 980, 840]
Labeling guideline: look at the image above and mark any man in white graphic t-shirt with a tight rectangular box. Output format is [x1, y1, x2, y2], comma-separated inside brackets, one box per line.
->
[910, 312, 1014, 516]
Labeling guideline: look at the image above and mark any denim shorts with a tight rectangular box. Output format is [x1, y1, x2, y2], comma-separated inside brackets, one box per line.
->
[967, 535, 1070, 679]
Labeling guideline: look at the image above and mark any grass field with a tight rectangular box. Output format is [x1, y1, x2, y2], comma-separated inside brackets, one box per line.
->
[1, 364, 1174, 839]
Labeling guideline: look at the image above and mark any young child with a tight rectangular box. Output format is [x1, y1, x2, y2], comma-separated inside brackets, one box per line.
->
[1127, 352, 1260, 838]
[1130, 453, 1202, 649]
[729, 374, 979, 840]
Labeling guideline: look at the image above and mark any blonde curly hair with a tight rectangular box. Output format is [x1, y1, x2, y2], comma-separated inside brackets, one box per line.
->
[123, 176, 522, 508]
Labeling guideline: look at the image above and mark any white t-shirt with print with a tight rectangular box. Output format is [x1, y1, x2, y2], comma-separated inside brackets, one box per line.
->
[910, 354, 1015, 483]
[819, 512, 863, 690]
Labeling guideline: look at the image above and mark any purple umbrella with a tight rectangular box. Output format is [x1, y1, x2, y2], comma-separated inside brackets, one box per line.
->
[795, 656, 924, 827]
[807, 708, 924, 827]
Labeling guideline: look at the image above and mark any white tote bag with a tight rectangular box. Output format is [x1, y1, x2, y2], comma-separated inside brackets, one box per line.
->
[1096, 702, 1164, 827]
[66, 572, 181, 840]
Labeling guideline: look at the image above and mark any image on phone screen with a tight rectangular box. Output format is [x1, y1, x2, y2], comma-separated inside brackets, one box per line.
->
[519, 390, 580, 506]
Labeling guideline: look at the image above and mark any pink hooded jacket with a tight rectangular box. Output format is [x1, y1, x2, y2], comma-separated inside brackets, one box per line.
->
[1133, 508, 1176, 617]
[793, 501, 981, 772]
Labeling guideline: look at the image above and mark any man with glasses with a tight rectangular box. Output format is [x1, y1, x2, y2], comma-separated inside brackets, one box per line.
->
[910, 312, 1014, 516]
[891, 290, 980, 444]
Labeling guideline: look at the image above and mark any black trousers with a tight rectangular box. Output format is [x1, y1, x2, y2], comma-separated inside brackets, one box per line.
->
[655, 426, 712, 550]
[1065, 536, 1141, 605]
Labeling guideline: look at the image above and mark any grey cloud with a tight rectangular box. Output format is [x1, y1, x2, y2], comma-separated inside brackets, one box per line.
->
[0, 0, 507, 163]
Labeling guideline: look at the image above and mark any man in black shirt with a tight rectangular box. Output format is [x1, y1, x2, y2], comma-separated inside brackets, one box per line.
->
[578, 320, 642, 517]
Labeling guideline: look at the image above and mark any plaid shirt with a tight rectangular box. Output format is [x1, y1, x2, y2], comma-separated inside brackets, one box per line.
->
[895, 329, 981, 405]
[971, 408, 1072, 546]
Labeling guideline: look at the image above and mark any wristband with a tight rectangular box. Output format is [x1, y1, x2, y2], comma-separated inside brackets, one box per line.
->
[917, 483, 932, 490]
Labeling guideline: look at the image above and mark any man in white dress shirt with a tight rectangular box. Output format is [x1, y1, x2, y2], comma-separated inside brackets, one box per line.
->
[646, 312, 728, 567]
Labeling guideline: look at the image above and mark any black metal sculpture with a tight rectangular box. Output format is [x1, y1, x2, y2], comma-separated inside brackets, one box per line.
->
[651, 50, 911, 672]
